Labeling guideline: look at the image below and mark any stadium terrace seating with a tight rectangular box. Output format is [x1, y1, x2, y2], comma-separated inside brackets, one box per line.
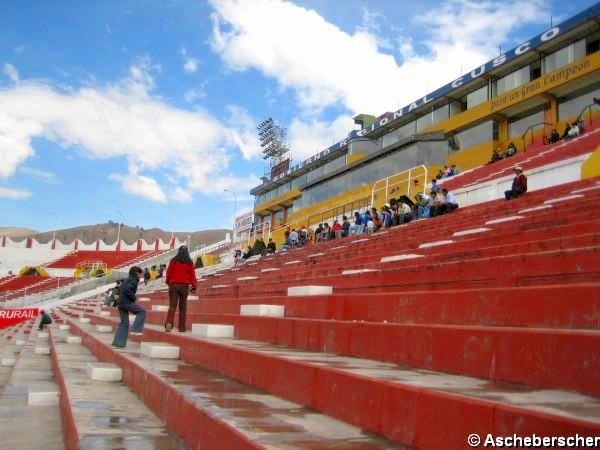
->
[47, 176, 600, 449]
[45, 250, 162, 269]
[441, 121, 600, 191]
[0, 276, 77, 302]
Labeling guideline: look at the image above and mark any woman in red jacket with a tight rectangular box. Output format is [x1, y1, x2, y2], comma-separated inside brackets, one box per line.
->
[165, 246, 197, 332]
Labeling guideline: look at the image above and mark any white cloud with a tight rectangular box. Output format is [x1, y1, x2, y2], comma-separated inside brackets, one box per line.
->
[0, 58, 260, 201]
[225, 104, 262, 160]
[0, 186, 31, 199]
[18, 166, 59, 184]
[3, 63, 19, 84]
[209, 0, 549, 115]
[180, 48, 201, 74]
[184, 87, 206, 103]
[288, 114, 353, 160]
[109, 172, 167, 203]
[172, 187, 193, 203]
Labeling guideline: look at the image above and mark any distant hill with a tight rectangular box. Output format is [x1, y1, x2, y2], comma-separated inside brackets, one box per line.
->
[0, 227, 39, 239]
[2, 223, 229, 249]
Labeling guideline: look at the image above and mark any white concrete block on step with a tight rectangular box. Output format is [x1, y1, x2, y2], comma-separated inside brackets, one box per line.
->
[34, 347, 50, 355]
[59, 325, 70, 330]
[342, 269, 379, 275]
[188, 295, 199, 300]
[381, 254, 423, 263]
[138, 297, 150, 301]
[418, 240, 453, 249]
[332, 245, 347, 250]
[96, 325, 113, 333]
[351, 238, 370, 244]
[518, 205, 553, 213]
[284, 260, 301, 265]
[211, 284, 230, 289]
[572, 185, 600, 194]
[191, 324, 234, 338]
[1, 358, 16, 367]
[79, 318, 91, 324]
[28, 386, 59, 406]
[453, 227, 490, 237]
[544, 194, 584, 204]
[485, 216, 524, 225]
[261, 268, 280, 273]
[16, 340, 25, 346]
[237, 276, 258, 281]
[240, 304, 285, 317]
[38, 332, 49, 338]
[87, 362, 122, 382]
[100, 311, 111, 316]
[287, 285, 333, 296]
[152, 305, 169, 312]
[66, 336, 82, 345]
[308, 253, 325, 258]
[140, 342, 180, 359]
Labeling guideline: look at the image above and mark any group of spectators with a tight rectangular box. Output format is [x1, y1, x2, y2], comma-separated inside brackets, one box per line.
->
[435, 164, 459, 180]
[490, 142, 518, 163]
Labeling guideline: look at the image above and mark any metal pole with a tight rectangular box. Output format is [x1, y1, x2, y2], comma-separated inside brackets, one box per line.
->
[224, 190, 237, 243]
[115, 209, 123, 250]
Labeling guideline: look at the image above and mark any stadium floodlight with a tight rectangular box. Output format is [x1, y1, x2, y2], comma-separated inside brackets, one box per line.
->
[257, 117, 289, 162]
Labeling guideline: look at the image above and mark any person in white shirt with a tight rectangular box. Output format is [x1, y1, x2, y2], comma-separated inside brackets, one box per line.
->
[442, 189, 459, 212]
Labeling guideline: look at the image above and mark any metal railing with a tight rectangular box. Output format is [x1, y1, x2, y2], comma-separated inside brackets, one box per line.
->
[521, 122, 553, 151]
[577, 102, 598, 127]
[371, 165, 428, 207]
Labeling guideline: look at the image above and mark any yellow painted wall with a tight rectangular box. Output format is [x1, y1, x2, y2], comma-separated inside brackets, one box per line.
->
[347, 153, 367, 165]
[448, 140, 499, 171]
[425, 52, 600, 135]
[581, 145, 600, 179]
[254, 188, 302, 216]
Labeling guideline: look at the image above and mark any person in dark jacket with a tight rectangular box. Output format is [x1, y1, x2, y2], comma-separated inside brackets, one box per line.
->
[38, 310, 52, 330]
[165, 246, 197, 332]
[267, 239, 276, 253]
[112, 266, 146, 348]
[143, 268, 151, 286]
[505, 166, 528, 200]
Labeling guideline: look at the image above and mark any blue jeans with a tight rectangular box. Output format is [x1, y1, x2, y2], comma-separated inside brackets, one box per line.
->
[112, 302, 146, 348]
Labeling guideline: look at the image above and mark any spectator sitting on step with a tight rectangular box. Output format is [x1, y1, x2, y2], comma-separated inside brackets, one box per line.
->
[449, 164, 459, 176]
[349, 211, 364, 234]
[234, 249, 242, 265]
[341, 215, 351, 237]
[112, 266, 146, 348]
[267, 238, 276, 253]
[314, 223, 323, 242]
[253, 237, 267, 256]
[242, 245, 253, 260]
[435, 169, 444, 180]
[380, 204, 392, 228]
[568, 121, 580, 138]
[397, 198, 413, 225]
[429, 192, 447, 217]
[331, 220, 343, 238]
[362, 210, 372, 231]
[490, 148, 504, 163]
[38, 309, 52, 330]
[505, 166, 528, 200]
[430, 178, 441, 194]
[289, 229, 299, 247]
[371, 207, 382, 231]
[506, 142, 517, 157]
[548, 129, 560, 144]
[143, 267, 151, 286]
[440, 189, 459, 214]
[318, 223, 331, 241]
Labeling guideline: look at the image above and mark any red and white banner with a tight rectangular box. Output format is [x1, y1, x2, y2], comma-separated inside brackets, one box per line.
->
[0, 308, 39, 329]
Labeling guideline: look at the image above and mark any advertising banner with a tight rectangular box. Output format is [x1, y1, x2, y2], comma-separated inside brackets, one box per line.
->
[0, 308, 39, 329]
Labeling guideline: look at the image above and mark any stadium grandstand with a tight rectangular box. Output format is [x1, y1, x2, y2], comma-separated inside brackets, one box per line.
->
[2, 3, 600, 450]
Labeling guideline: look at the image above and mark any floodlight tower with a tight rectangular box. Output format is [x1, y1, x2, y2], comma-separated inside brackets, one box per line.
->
[257, 118, 291, 176]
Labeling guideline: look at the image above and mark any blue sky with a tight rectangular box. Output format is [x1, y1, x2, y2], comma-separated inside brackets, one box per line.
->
[0, 0, 597, 232]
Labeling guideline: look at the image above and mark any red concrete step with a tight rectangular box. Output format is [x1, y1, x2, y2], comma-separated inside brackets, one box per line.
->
[132, 284, 600, 329]
[63, 315, 402, 450]
[73, 313, 600, 450]
[137, 309, 600, 396]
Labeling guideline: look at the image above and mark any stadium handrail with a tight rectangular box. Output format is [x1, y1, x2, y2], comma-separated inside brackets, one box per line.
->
[521, 122, 553, 151]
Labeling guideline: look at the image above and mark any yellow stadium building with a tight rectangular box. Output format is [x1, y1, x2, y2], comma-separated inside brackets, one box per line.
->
[250, 3, 600, 245]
